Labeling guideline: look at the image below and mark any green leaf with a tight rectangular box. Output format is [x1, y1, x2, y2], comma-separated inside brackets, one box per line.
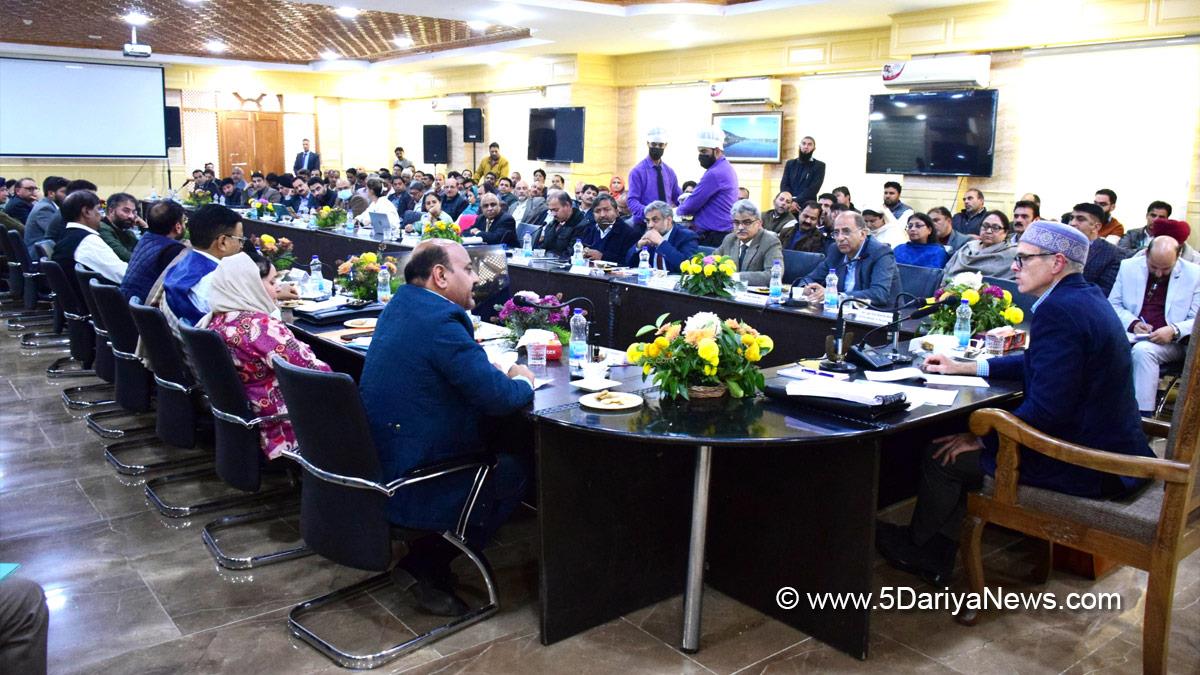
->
[655, 312, 670, 328]
[636, 325, 656, 337]
[727, 380, 744, 398]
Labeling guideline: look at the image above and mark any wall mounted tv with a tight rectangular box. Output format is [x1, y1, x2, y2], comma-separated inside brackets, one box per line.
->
[865, 89, 998, 177]
[527, 107, 585, 163]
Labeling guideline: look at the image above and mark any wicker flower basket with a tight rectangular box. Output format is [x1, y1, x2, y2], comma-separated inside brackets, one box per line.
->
[687, 384, 728, 399]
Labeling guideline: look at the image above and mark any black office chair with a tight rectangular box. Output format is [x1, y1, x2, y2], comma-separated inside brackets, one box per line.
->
[127, 298, 212, 451]
[37, 259, 95, 378]
[3, 231, 52, 316]
[781, 250, 824, 286]
[696, 245, 716, 256]
[401, 210, 422, 227]
[14, 253, 67, 350]
[0, 229, 50, 321]
[898, 264, 944, 302]
[63, 266, 117, 409]
[273, 358, 499, 669]
[85, 280, 157, 439]
[514, 221, 539, 246]
[165, 324, 309, 569]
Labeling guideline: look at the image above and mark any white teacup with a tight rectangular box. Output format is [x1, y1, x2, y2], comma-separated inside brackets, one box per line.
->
[580, 360, 609, 381]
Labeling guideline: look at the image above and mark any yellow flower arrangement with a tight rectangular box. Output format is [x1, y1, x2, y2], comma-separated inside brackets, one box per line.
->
[335, 251, 402, 301]
[679, 252, 738, 298]
[314, 207, 348, 230]
[626, 311, 773, 399]
[421, 220, 463, 243]
[925, 279, 1023, 337]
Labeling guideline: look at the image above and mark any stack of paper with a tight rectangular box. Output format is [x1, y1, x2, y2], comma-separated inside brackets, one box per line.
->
[785, 377, 959, 407]
[863, 367, 989, 388]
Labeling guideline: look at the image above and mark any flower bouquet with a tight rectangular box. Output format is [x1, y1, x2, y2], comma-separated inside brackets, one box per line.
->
[924, 271, 1024, 336]
[493, 291, 572, 345]
[422, 220, 463, 243]
[183, 189, 212, 207]
[247, 198, 274, 219]
[255, 234, 295, 272]
[679, 253, 737, 298]
[335, 251, 401, 302]
[314, 206, 347, 231]
[626, 311, 773, 400]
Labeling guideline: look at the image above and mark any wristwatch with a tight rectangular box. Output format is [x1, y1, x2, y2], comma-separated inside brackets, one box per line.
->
[1171, 323, 1181, 340]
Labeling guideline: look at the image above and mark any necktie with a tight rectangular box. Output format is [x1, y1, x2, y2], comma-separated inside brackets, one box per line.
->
[737, 243, 748, 270]
[654, 165, 666, 202]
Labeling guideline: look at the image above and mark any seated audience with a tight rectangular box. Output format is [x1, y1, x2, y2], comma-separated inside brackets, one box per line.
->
[47, 179, 99, 242]
[245, 172, 281, 203]
[1118, 201, 1172, 254]
[866, 202, 907, 249]
[625, 200, 699, 271]
[0, 576, 49, 674]
[411, 193, 454, 234]
[894, 213, 949, 269]
[98, 193, 143, 261]
[215, 179, 244, 207]
[533, 190, 590, 256]
[582, 194, 639, 265]
[577, 184, 598, 225]
[951, 188, 987, 236]
[497, 177, 517, 208]
[466, 193, 517, 247]
[780, 200, 827, 253]
[942, 210, 1018, 283]
[762, 191, 797, 235]
[162, 204, 244, 326]
[929, 206, 969, 255]
[440, 177, 469, 221]
[387, 176, 412, 214]
[878, 220, 1153, 584]
[197, 252, 331, 459]
[714, 200, 784, 285]
[354, 177, 400, 231]
[1109, 235, 1199, 416]
[681, 180, 697, 194]
[1010, 199, 1039, 243]
[832, 186, 856, 212]
[122, 200, 187, 301]
[1134, 218, 1200, 265]
[1094, 188, 1124, 241]
[51, 190, 127, 287]
[1070, 202, 1126, 296]
[24, 176, 68, 251]
[5, 177, 37, 226]
[360, 239, 535, 616]
[880, 181, 914, 228]
[308, 178, 334, 209]
[460, 190, 479, 219]
[509, 181, 547, 225]
[799, 210, 901, 308]
[230, 166, 248, 191]
[284, 176, 316, 213]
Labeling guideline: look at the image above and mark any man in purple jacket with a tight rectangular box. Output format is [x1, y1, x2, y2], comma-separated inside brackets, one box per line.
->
[677, 127, 738, 247]
[626, 127, 682, 226]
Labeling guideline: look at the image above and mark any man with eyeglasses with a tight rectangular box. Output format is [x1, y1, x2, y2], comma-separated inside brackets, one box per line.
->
[4, 177, 38, 226]
[713, 199, 784, 286]
[161, 204, 246, 327]
[798, 210, 900, 308]
[877, 219, 1153, 585]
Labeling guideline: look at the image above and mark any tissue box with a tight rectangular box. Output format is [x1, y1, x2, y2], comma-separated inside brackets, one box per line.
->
[985, 328, 1027, 354]
[545, 337, 563, 361]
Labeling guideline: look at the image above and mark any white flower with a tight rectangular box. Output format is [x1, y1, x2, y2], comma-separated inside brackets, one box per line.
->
[952, 271, 983, 290]
[683, 311, 722, 336]
[514, 290, 540, 302]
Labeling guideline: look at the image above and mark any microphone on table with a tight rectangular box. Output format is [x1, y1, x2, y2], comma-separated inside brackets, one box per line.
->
[847, 294, 959, 370]
[820, 296, 871, 373]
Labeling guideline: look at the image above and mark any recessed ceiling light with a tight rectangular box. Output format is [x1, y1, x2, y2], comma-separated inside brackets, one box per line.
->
[466, 20, 489, 31]
[204, 40, 227, 53]
[87, 34, 102, 40]
[335, 6, 359, 19]
[320, 50, 341, 60]
[393, 36, 414, 49]
[915, 114, 927, 121]
[123, 11, 150, 26]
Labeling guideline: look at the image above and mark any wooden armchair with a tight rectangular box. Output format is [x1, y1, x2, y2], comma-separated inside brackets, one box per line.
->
[957, 315, 1199, 675]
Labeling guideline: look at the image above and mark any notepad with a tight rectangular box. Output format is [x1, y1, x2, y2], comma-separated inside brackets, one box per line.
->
[1127, 332, 1152, 343]
[863, 367, 989, 388]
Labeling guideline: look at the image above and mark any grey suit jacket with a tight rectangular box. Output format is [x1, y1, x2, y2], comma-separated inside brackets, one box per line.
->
[245, 187, 282, 203]
[511, 197, 547, 224]
[24, 198, 58, 246]
[714, 228, 784, 286]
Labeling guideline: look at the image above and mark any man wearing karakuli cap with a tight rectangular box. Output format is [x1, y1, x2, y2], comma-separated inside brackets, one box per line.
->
[676, 126, 739, 248]
[626, 127, 682, 226]
[876, 219, 1154, 585]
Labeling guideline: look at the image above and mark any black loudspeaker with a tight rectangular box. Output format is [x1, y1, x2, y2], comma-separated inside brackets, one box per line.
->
[423, 124, 449, 164]
[164, 106, 182, 148]
[463, 108, 483, 142]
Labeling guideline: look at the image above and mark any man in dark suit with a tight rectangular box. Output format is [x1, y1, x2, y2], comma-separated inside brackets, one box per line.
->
[798, 210, 900, 308]
[360, 240, 535, 616]
[466, 193, 517, 247]
[440, 177, 469, 221]
[582, 194, 639, 265]
[214, 179, 244, 207]
[533, 190, 589, 256]
[779, 136, 825, 204]
[625, 200, 699, 271]
[4, 177, 37, 225]
[292, 138, 320, 174]
[388, 176, 413, 215]
[879, 220, 1153, 584]
[1071, 202, 1126, 296]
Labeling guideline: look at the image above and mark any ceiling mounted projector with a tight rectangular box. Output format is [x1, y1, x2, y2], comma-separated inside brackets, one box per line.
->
[123, 43, 152, 58]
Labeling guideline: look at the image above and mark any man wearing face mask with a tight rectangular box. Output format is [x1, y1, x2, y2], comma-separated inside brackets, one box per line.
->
[676, 127, 738, 248]
[333, 178, 354, 210]
[98, 193, 144, 261]
[626, 128, 682, 227]
[582, 194, 639, 264]
[780, 136, 825, 204]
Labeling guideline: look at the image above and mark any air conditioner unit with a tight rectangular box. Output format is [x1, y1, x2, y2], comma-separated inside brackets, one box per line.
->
[709, 78, 782, 105]
[882, 55, 991, 90]
[431, 94, 472, 112]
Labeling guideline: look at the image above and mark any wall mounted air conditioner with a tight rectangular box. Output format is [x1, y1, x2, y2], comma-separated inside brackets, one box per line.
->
[882, 54, 991, 90]
[431, 94, 472, 112]
[709, 78, 782, 105]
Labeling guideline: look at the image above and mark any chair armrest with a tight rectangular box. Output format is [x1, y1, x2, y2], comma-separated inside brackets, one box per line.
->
[970, 408, 1190, 484]
[385, 453, 495, 491]
[1142, 418, 1172, 439]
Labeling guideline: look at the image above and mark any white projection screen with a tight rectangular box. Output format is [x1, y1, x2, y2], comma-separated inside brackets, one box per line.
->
[0, 58, 166, 158]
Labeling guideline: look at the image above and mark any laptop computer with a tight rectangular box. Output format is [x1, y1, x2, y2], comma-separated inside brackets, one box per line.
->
[369, 212, 392, 239]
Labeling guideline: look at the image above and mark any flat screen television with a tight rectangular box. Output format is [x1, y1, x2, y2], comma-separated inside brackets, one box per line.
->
[865, 89, 998, 177]
[527, 107, 585, 163]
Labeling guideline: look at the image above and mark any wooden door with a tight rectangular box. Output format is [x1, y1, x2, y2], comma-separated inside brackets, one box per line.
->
[254, 114, 284, 175]
[218, 111, 284, 177]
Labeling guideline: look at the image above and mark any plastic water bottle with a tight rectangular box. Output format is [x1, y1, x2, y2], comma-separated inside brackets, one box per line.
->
[149, 187, 159, 200]
[309, 255, 325, 295]
[638, 247, 651, 284]
[522, 232, 533, 258]
[376, 266, 391, 303]
[572, 239, 585, 267]
[824, 268, 839, 311]
[768, 259, 783, 304]
[954, 299, 973, 347]
[569, 309, 588, 373]
[307, 211, 317, 230]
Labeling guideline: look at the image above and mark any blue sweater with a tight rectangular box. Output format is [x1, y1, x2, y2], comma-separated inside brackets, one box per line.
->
[121, 233, 185, 301]
[983, 274, 1152, 497]
[894, 242, 948, 270]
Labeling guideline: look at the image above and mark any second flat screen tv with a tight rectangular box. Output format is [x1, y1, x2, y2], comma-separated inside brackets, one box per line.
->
[866, 89, 998, 177]
[527, 107, 585, 163]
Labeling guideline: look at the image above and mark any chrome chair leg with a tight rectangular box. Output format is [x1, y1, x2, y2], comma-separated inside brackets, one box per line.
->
[86, 409, 155, 439]
[201, 504, 313, 570]
[144, 467, 298, 518]
[20, 331, 68, 348]
[104, 436, 211, 476]
[1155, 375, 1182, 419]
[62, 382, 115, 409]
[47, 356, 97, 379]
[8, 315, 55, 331]
[288, 532, 499, 669]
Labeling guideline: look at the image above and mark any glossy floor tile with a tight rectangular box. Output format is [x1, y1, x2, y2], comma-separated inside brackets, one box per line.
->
[2, 329, 1198, 675]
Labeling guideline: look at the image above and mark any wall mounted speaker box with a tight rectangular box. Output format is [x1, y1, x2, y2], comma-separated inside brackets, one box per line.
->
[423, 124, 449, 164]
[164, 106, 182, 148]
[463, 108, 483, 142]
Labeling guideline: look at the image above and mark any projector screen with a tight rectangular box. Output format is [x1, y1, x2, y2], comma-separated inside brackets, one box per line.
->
[0, 58, 167, 158]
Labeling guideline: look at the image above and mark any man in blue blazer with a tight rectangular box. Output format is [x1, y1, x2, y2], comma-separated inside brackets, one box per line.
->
[360, 239, 535, 615]
[292, 138, 320, 173]
[798, 210, 901, 308]
[583, 194, 639, 265]
[624, 200, 699, 271]
[879, 220, 1153, 584]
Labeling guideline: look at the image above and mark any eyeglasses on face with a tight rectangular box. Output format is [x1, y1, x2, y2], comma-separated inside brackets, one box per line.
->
[905, 222, 929, 230]
[980, 223, 1005, 233]
[732, 218, 757, 228]
[1013, 252, 1056, 269]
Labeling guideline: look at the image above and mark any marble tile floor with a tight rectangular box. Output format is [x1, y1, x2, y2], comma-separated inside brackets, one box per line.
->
[2, 338, 1198, 675]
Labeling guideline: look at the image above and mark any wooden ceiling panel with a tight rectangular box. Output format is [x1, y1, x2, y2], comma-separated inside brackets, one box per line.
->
[0, 0, 530, 64]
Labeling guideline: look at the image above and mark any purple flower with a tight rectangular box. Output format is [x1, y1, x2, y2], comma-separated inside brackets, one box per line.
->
[702, 256, 714, 265]
[982, 285, 1004, 299]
